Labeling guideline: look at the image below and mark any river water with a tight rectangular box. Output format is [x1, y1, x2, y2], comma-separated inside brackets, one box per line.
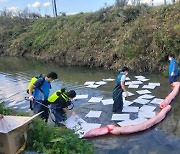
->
[0, 57, 180, 154]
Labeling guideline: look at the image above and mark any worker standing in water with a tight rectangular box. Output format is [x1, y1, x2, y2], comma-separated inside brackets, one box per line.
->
[112, 66, 129, 113]
[168, 53, 179, 84]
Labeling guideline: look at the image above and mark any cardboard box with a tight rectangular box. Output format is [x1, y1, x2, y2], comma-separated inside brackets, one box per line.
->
[0, 114, 39, 154]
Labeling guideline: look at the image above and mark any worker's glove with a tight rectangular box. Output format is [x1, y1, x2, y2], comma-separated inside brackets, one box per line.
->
[171, 72, 174, 76]
[29, 95, 34, 101]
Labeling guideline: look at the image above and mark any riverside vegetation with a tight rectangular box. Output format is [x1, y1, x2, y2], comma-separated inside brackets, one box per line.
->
[0, 3, 180, 73]
[0, 102, 94, 153]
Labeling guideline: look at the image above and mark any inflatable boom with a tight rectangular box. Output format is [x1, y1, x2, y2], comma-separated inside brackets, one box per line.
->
[160, 82, 180, 109]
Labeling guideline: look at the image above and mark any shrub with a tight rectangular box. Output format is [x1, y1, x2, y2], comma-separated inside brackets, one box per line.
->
[26, 118, 94, 154]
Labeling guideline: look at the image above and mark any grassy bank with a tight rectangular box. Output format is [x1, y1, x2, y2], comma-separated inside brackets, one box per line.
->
[0, 103, 94, 154]
[0, 3, 180, 72]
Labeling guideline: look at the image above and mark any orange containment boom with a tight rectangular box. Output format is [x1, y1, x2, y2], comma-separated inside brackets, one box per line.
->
[160, 82, 180, 109]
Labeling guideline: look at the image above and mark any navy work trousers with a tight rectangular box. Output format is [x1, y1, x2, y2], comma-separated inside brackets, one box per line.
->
[112, 85, 123, 112]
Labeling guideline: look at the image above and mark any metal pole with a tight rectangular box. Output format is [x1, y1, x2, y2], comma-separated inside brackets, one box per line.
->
[53, 0, 58, 17]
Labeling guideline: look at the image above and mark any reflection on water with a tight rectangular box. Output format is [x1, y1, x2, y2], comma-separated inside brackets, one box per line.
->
[0, 57, 180, 154]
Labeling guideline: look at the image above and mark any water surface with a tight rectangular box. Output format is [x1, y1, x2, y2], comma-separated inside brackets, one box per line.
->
[0, 57, 179, 154]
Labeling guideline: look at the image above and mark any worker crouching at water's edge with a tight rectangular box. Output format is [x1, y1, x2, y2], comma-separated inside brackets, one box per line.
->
[48, 89, 76, 126]
[112, 66, 129, 113]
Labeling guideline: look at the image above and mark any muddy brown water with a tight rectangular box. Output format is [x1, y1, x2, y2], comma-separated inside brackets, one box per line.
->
[0, 57, 180, 154]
